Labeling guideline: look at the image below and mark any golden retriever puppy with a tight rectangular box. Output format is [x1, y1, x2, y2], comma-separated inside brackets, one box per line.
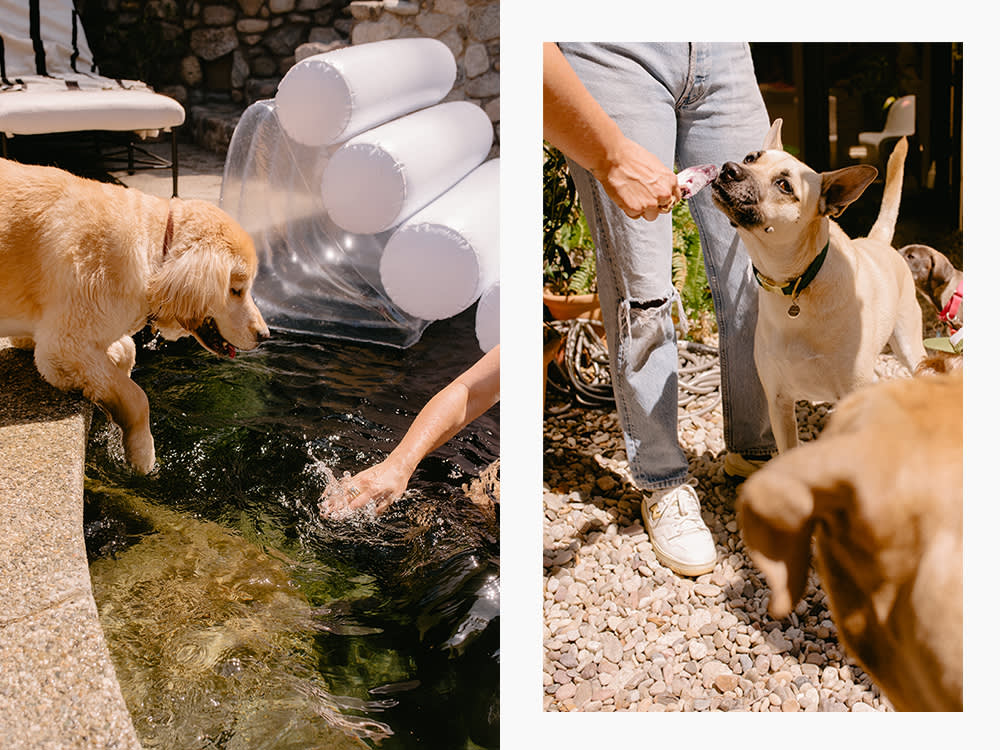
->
[0, 158, 269, 474]
[738, 372, 962, 711]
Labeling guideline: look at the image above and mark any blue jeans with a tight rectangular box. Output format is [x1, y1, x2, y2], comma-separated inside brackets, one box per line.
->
[559, 42, 775, 489]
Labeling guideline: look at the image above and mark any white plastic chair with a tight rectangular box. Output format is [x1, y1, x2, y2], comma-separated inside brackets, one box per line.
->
[857, 94, 915, 155]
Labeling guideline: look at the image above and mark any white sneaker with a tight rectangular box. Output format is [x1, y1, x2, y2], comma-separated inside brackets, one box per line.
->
[640, 480, 717, 576]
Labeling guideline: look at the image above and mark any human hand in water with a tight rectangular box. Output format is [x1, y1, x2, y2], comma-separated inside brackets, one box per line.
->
[319, 347, 499, 520]
[318, 459, 413, 518]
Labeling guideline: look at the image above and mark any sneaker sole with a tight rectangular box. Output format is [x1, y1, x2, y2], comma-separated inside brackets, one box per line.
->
[640, 501, 717, 577]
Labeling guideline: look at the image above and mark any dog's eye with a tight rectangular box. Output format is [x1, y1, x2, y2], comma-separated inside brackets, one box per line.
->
[775, 177, 793, 195]
[230, 288, 244, 298]
[743, 151, 761, 164]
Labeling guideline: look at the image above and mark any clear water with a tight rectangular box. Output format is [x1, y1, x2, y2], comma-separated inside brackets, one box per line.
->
[83, 310, 499, 749]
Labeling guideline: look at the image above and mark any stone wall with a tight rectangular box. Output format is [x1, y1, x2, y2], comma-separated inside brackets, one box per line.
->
[343, 1, 500, 136]
[78, 0, 499, 154]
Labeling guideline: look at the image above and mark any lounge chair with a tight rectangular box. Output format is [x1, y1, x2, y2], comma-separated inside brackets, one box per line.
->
[0, 0, 185, 194]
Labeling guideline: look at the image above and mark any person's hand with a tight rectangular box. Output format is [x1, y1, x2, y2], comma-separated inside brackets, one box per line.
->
[542, 43, 680, 221]
[318, 459, 413, 518]
[594, 137, 682, 222]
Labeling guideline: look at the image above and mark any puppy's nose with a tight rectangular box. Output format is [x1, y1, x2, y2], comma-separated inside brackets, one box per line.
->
[720, 161, 744, 182]
[256, 327, 270, 344]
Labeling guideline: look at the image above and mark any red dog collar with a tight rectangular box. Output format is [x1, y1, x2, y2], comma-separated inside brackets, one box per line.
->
[939, 280, 963, 325]
[162, 203, 174, 259]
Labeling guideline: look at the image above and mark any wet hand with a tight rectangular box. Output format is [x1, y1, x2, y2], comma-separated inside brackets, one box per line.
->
[318, 461, 412, 518]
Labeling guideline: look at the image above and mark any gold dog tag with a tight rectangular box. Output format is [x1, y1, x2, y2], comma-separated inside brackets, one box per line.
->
[788, 302, 800, 318]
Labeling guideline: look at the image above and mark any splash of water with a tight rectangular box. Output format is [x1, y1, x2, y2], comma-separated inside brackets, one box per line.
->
[86, 318, 499, 747]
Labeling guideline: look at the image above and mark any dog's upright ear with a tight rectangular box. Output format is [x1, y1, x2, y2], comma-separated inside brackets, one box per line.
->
[819, 165, 877, 218]
[762, 119, 783, 151]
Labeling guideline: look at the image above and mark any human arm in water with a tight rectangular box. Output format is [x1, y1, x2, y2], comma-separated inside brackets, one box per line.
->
[319, 345, 500, 517]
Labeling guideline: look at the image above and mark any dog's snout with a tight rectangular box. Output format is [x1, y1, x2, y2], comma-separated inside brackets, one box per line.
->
[720, 161, 745, 182]
[256, 328, 270, 344]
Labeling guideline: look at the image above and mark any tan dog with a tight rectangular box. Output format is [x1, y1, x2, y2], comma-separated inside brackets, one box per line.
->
[711, 120, 924, 452]
[900, 243, 963, 331]
[738, 372, 962, 711]
[0, 158, 269, 474]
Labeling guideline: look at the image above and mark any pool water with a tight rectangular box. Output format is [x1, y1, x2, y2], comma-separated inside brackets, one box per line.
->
[83, 310, 499, 749]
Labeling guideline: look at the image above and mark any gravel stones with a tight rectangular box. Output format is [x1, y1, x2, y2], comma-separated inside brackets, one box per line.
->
[542, 352, 904, 712]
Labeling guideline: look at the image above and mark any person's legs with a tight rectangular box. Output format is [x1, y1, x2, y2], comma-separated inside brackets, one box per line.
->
[559, 42, 693, 489]
[558, 43, 718, 575]
[674, 42, 776, 461]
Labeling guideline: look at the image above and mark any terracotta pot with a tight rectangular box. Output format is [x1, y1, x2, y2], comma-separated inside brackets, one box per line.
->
[543, 289, 602, 322]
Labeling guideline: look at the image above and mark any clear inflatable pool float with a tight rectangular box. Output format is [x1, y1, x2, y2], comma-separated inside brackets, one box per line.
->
[220, 38, 499, 350]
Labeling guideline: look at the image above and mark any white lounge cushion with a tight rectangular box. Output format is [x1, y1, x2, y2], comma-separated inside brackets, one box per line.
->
[0, 78, 185, 135]
[0, 0, 185, 137]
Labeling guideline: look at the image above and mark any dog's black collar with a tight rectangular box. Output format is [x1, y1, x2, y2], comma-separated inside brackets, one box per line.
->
[752, 240, 829, 297]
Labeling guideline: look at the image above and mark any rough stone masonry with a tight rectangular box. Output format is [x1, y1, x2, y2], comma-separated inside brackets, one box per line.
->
[85, 0, 499, 155]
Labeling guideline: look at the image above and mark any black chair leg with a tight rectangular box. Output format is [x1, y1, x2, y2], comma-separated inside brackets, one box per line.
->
[171, 129, 178, 198]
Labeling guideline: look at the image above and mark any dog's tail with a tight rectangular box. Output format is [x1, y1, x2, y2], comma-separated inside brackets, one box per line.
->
[867, 136, 908, 245]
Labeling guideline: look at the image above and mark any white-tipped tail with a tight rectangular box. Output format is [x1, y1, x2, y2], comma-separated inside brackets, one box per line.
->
[868, 136, 908, 244]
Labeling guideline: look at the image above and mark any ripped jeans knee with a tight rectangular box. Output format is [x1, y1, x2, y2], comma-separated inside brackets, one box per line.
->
[616, 293, 681, 373]
[609, 292, 690, 487]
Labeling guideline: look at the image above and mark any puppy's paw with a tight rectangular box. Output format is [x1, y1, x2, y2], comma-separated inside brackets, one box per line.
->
[107, 336, 137, 372]
[124, 428, 156, 474]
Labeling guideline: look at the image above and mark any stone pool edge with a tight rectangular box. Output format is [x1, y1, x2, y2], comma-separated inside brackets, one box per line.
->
[0, 339, 141, 749]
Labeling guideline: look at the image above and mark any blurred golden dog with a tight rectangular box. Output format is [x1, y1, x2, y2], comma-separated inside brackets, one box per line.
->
[0, 158, 269, 473]
[738, 372, 962, 711]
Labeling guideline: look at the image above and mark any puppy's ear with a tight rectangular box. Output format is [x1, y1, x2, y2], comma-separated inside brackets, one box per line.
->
[738, 472, 815, 618]
[819, 165, 877, 217]
[762, 119, 783, 151]
[926, 248, 955, 298]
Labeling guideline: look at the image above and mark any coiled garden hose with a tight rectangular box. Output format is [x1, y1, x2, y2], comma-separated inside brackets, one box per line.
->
[545, 319, 722, 422]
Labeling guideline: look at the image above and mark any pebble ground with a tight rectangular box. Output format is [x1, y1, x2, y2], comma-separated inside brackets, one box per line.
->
[542, 353, 910, 712]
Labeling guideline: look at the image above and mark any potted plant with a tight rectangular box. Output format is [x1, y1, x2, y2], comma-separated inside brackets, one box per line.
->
[542, 143, 601, 321]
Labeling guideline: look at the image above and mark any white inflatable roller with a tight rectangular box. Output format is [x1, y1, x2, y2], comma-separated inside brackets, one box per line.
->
[475, 281, 500, 354]
[321, 101, 493, 235]
[379, 158, 499, 322]
[274, 37, 456, 147]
